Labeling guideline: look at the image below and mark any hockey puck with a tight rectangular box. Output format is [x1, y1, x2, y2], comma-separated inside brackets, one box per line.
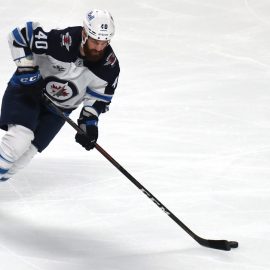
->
[229, 241, 238, 248]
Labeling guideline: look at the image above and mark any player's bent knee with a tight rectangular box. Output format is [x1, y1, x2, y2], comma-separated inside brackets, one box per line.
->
[1, 125, 34, 161]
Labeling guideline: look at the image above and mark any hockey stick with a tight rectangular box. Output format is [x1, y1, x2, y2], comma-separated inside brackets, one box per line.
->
[44, 93, 238, 251]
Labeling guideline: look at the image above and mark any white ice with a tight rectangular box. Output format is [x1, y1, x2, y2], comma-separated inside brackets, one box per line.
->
[0, 0, 270, 269]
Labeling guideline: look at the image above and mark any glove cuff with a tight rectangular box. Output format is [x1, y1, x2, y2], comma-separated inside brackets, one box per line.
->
[85, 118, 98, 126]
[11, 67, 42, 87]
[79, 108, 99, 126]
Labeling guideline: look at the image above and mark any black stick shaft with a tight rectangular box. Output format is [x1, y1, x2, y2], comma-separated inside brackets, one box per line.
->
[43, 93, 238, 251]
[94, 143, 198, 239]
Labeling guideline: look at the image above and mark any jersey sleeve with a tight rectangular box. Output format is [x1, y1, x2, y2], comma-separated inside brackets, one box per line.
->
[8, 21, 49, 65]
[83, 68, 120, 117]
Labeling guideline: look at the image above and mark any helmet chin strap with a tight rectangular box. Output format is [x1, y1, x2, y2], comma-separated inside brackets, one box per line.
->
[81, 32, 88, 47]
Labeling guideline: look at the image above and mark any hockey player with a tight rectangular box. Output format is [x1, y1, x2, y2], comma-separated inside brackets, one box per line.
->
[0, 9, 120, 181]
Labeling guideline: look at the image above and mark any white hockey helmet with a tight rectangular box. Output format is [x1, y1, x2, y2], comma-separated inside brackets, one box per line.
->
[83, 9, 115, 41]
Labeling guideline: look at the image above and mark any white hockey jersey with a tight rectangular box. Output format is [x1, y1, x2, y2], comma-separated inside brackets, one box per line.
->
[8, 22, 120, 117]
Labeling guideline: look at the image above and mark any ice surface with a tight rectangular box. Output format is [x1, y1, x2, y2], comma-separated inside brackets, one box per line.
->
[0, 0, 270, 269]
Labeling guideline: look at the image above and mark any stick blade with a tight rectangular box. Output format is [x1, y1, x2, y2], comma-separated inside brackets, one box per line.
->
[198, 238, 239, 251]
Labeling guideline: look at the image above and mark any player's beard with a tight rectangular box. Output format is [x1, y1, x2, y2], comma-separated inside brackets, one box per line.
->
[83, 43, 105, 62]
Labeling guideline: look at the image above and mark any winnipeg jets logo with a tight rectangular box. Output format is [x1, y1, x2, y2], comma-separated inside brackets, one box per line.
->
[61, 32, 72, 51]
[104, 52, 117, 67]
[45, 77, 78, 103]
[51, 82, 69, 97]
[87, 11, 95, 21]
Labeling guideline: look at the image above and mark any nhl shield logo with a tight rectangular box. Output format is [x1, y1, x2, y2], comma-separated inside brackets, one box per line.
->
[61, 32, 72, 51]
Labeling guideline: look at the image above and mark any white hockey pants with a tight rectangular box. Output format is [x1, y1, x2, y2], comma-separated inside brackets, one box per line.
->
[0, 124, 37, 180]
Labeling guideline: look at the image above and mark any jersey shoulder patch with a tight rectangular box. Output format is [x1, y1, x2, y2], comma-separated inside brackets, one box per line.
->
[46, 26, 82, 62]
[104, 51, 118, 67]
[84, 45, 120, 85]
